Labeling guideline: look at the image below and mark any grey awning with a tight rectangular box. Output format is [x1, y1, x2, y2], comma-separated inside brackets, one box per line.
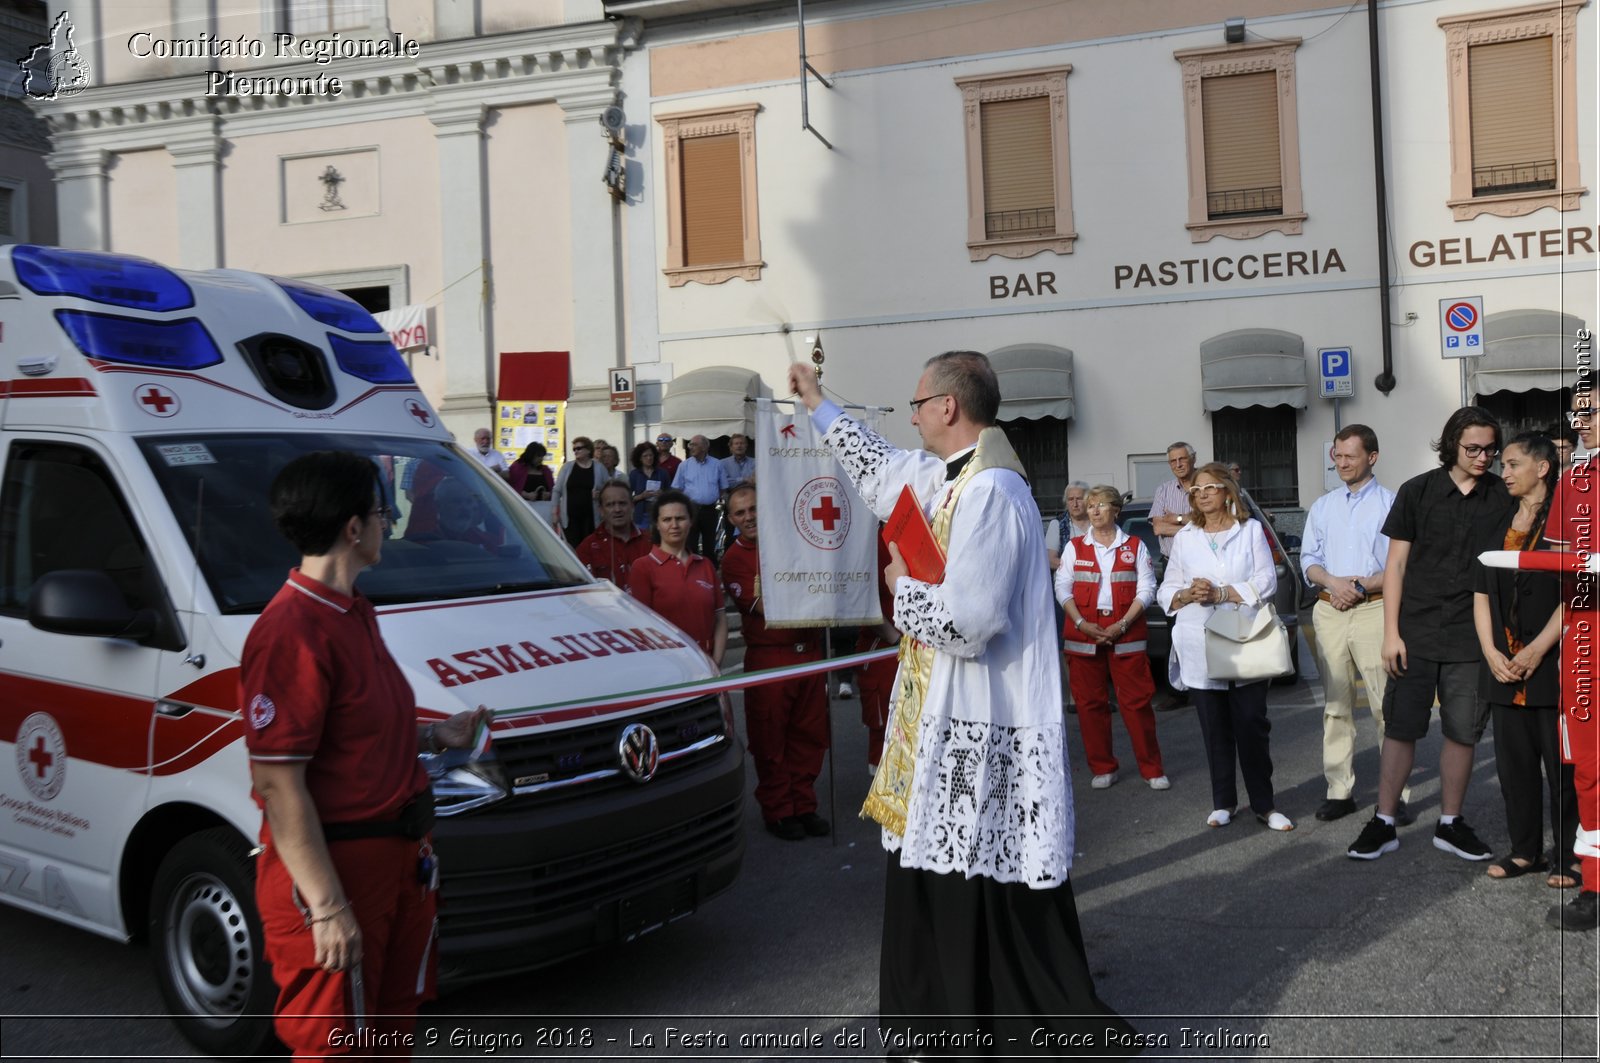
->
[1471, 309, 1589, 397]
[990, 344, 1075, 420]
[1200, 329, 1307, 411]
[659, 365, 761, 439]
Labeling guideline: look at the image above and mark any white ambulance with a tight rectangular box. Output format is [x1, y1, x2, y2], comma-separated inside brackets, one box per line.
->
[0, 245, 745, 1055]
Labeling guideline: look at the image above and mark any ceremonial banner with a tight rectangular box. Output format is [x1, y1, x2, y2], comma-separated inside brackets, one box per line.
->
[755, 397, 883, 627]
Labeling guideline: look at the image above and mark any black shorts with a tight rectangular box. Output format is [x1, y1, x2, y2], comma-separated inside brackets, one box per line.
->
[1381, 656, 1487, 744]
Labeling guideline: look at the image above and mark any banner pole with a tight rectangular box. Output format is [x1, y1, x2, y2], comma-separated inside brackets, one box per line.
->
[824, 627, 837, 846]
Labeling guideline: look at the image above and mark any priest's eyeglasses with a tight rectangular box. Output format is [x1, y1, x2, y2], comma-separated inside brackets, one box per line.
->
[908, 393, 949, 413]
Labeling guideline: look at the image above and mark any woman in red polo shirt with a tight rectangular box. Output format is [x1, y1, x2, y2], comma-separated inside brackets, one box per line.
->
[628, 488, 727, 666]
[241, 451, 486, 1060]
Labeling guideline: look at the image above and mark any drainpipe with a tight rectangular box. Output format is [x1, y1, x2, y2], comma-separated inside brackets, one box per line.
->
[1369, 0, 1397, 395]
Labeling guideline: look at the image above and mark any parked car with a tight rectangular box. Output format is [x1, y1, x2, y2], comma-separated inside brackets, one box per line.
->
[1114, 495, 1310, 686]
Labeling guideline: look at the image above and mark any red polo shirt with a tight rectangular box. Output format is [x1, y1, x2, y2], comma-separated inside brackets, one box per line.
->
[240, 569, 427, 826]
[627, 547, 723, 654]
[719, 538, 822, 651]
[576, 523, 653, 586]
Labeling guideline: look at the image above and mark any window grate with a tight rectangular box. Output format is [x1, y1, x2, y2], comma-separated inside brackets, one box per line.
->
[1212, 406, 1299, 508]
[998, 417, 1069, 516]
[1472, 159, 1556, 196]
[1206, 185, 1283, 219]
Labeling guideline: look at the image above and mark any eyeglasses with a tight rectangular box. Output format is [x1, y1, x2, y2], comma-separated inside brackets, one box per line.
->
[1085, 502, 1117, 511]
[368, 505, 395, 524]
[573, 445, 592, 453]
[1186, 483, 1226, 497]
[908, 393, 949, 413]
[1460, 444, 1500, 458]
[1570, 409, 1594, 425]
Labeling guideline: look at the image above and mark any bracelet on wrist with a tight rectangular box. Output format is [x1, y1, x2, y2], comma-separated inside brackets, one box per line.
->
[306, 901, 351, 928]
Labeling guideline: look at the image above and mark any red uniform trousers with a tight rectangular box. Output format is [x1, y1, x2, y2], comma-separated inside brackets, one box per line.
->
[743, 644, 829, 822]
[1560, 612, 1600, 890]
[858, 634, 898, 768]
[1065, 631, 1164, 780]
[256, 834, 438, 1060]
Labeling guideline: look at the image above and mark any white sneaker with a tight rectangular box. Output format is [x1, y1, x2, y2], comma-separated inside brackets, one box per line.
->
[1147, 775, 1171, 790]
[1207, 808, 1233, 828]
[838, 681, 855, 698]
[1090, 771, 1119, 789]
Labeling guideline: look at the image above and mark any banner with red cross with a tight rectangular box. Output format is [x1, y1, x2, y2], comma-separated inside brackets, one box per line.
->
[754, 397, 884, 628]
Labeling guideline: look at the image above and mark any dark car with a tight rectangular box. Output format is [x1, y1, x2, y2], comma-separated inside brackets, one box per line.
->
[1116, 494, 1309, 686]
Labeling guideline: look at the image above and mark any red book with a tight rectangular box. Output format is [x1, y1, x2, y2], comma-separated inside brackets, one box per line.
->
[882, 486, 946, 585]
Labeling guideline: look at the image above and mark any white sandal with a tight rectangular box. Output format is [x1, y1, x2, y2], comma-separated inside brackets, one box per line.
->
[1206, 808, 1233, 828]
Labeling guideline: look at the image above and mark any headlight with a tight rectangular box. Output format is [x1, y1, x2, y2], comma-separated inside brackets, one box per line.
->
[421, 748, 509, 815]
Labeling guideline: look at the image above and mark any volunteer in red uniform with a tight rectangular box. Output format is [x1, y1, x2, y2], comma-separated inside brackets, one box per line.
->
[241, 450, 487, 1059]
[628, 488, 727, 664]
[1549, 381, 1600, 930]
[1055, 484, 1168, 790]
[858, 535, 901, 774]
[577, 480, 652, 586]
[719, 484, 831, 840]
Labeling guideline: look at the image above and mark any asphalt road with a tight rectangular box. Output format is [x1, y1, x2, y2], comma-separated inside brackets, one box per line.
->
[2, 638, 1597, 1060]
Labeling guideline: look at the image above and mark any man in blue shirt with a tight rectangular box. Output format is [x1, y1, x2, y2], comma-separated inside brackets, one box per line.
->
[675, 433, 730, 557]
[1300, 424, 1405, 823]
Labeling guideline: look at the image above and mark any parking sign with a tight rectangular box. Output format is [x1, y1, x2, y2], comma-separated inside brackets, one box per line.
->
[1318, 347, 1353, 399]
[1439, 296, 1485, 359]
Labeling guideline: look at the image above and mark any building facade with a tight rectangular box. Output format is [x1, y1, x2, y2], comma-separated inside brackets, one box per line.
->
[614, 0, 1596, 513]
[29, 0, 1598, 506]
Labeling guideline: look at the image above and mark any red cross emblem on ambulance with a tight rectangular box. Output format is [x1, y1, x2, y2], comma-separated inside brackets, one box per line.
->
[135, 383, 180, 418]
[404, 399, 435, 428]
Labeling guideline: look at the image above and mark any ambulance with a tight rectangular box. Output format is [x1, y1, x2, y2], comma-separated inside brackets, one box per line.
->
[0, 245, 746, 1055]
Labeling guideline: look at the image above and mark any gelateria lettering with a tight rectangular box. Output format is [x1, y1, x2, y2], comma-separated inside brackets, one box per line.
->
[1409, 227, 1595, 268]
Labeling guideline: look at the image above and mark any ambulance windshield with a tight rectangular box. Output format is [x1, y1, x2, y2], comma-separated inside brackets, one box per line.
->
[137, 433, 591, 613]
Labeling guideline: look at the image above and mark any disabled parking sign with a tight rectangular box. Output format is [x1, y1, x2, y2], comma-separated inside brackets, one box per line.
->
[1439, 296, 1485, 359]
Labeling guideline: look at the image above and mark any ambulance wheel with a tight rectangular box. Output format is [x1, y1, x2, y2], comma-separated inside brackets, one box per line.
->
[149, 827, 278, 1057]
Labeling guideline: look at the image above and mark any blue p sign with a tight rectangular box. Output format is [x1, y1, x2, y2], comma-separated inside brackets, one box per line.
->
[1322, 349, 1348, 377]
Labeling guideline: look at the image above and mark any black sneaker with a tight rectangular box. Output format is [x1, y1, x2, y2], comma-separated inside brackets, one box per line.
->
[1433, 818, 1492, 861]
[1347, 815, 1399, 860]
[1548, 890, 1600, 931]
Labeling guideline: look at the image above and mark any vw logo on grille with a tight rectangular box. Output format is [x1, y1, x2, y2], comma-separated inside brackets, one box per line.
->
[617, 723, 660, 783]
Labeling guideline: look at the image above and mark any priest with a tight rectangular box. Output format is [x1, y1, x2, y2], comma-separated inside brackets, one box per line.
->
[787, 353, 1132, 1053]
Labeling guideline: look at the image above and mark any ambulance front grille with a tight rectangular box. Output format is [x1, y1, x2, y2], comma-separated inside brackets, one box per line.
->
[492, 695, 727, 804]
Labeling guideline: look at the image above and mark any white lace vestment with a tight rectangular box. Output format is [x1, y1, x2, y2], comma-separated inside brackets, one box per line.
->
[815, 403, 1075, 887]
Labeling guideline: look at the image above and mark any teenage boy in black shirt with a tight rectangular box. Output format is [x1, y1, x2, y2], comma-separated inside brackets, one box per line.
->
[1348, 407, 1513, 861]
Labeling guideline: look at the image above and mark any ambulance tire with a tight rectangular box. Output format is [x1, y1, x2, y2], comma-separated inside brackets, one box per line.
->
[149, 827, 279, 1058]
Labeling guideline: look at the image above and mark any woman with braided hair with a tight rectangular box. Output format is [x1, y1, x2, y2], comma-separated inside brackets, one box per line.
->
[1474, 431, 1579, 888]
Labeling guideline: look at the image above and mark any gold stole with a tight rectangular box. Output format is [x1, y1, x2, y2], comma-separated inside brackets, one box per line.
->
[860, 427, 1027, 835]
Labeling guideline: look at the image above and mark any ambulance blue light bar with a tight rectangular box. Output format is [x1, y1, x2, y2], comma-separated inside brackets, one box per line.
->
[54, 310, 224, 370]
[328, 333, 413, 384]
[274, 279, 386, 334]
[12, 245, 195, 312]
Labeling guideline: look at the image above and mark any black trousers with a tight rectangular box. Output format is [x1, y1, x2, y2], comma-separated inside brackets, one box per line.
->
[1190, 681, 1275, 816]
[1491, 703, 1579, 864]
[689, 500, 719, 557]
[880, 857, 1136, 1059]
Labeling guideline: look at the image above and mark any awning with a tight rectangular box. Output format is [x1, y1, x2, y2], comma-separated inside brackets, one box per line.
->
[990, 344, 1075, 420]
[1200, 329, 1307, 411]
[1470, 310, 1588, 396]
[659, 365, 762, 439]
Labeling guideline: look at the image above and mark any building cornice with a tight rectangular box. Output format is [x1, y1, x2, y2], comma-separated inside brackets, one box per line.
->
[32, 20, 634, 151]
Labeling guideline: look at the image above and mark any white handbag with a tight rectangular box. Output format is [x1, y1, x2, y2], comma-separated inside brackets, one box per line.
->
[1203, 604, 1293, 682]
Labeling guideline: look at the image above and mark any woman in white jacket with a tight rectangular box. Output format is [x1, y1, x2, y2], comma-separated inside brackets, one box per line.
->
[1157, 464, 1294, 832]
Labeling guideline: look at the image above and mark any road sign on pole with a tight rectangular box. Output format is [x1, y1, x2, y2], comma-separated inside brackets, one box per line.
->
[1439, 296, 1485, 359]
[609, 367, 637, 412]
[1318, 347, 1353, 398]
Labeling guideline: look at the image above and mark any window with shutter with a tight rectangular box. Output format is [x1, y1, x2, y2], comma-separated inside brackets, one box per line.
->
[1201, 72, 1281, 219]
[956, 67, 1075, 261]
[1176, 40, 1305, 242]
[0, 188, 13, 240]
[1440, 2, 1586, 221]
[656, 105, 763, 287]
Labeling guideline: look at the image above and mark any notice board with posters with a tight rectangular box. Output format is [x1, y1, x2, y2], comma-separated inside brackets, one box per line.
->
[495, 352, 571, 470]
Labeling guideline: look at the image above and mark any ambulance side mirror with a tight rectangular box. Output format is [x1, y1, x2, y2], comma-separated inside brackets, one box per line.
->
[27, 570, 157, 642]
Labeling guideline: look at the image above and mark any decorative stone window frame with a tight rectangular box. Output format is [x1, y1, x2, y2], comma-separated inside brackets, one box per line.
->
[1175, 39, 1305, 243]
[1438, 0, 1588, 221]
[955, 67, 1076, 261]
[656, 104, 763, 287]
